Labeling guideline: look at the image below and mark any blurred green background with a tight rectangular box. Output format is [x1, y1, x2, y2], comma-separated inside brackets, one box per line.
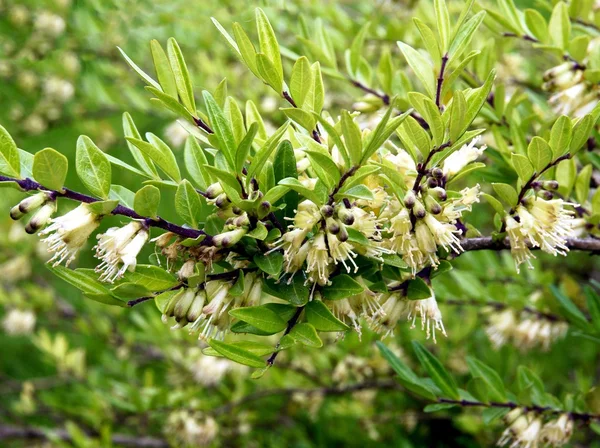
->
[1, 0, 599, 447]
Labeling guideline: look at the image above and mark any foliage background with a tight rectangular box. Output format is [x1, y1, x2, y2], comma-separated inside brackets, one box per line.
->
[0, 0, 599, 446]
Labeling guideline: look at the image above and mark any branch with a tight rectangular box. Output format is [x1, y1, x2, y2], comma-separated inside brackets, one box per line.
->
[267, 305, 304, 366]
[502, 33, 585, 69]
[513, 154, 571, 209]
[412, 141, 452, 193]
[444, 299, 565, 322]
[0, 175, 211, 243]
[437, 398, 599, 422]
[435, 54, 449, 109]
[458, 236, 600, 253]
[0, 424, 168, 447]
[282, 91, 322, 143]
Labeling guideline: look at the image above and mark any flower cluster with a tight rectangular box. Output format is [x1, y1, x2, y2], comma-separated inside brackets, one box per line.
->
[544, 62, 599, 118]
[498, 408, 573, 447]
[505, 195, 576, 273]
[161, 273, 262, 340]
[485, 308, 568, 352]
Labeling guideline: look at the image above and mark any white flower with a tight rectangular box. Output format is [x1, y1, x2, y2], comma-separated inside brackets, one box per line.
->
[306, 233, 331, 285]
[95, 221, 149, 282]
[521, 199, 575, 256]
[540, 414, 573, 446]
[498, 411, 542, 448]
[43, 77, 74, 102]
[505, 216, 536, 273]
[40, 204, 102, 267]
[486, 309, 516, 349]
[164, 121, 189, 147]
[369, 293, 406, 338]
[2, 309, 36, 335]
[327, 232, 358, 273]
[191, 355, 232, 387]
[406, 291, 447, 343]
[442, 136, 486, 177]
[384, 148, 417, 178]
[414, 220, 440, 269]
[34, 12, 66, 36]
[423, 214, 463, 254]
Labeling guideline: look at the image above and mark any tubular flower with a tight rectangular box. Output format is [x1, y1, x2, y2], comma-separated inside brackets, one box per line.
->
[497, 410, 542, 448]
[327, 232, 358, 274]
[539, 414, 573, 446]
[40, 203, 102, 267]
[369, 293, 407, 338]
[95, 221, 149, 282]
[505, 216, 536, 273]
[423, 213, 463, 254]
[442, 136, 486, 178]
[406, 291, 447, 343]
[306, 232, 331, 285]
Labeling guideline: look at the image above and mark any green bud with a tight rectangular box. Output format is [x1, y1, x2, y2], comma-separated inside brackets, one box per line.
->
[25, 201, 56, 234]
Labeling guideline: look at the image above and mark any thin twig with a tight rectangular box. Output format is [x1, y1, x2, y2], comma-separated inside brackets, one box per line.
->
[0, 175, 210, 243]
[435, 54, 449, 109]
[267, 306, 304, 366]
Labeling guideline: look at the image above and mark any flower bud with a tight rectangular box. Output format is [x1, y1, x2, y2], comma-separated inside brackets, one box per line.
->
[186, 290, 207, 322]
[337, 224, 349, 242]
[542, 180, 559, 191]
[205, 182, 223, 199]
[174, 288, 196, 323]
[320, 205, 334, 218]
[404, 190, 416, 208]
[178, 259, 196, 281]
[258, 201, 271, 218]
[151, 232, 175, 248]
[538, 190, 554, 200]
[213, 228, 247, 247]
[162, 289, 185, 322]
[430, 187, 447, 201]
[326, 217, 340, 234]
[427, 177, 438, 188]
[336, 206, 355, 225]
[25, 201, 57, 234]
[425, 196, 442, 215]
[215, 193, 230, 209]
[10, 192, 49, 220]
[413, 200, 426, 219]
[431, 168, 444, 179]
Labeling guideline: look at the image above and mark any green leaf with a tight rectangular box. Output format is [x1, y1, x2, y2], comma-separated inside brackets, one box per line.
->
[448, 11, 485, 62]
[322, 275, 365, 301]
[257, 53, 283, 93]
[122, 113, 158, 179]
[33, 148, 67, 191]
[109, 185, 135, 208]
[527, 137, 552, 172]
[413, 18, 441, 64]
[229, 306, 287, 334]
[167, 38, 196, 113]
[549, 115, 573, 158]
[111, 282, 152, 300]
[207, 339, 266, 368]
[127, 136, 181, 182]
[290, 56, 313, 107]
[289, 323, 323, 347]
[550, 285, 590, 330]
[175, 180, 202, 228]
[424, 403, 457, 412]
[407, 277, 431, 300]
[120, 265, 178, 291]
[255, 8, 283, 89]
[341, 110, 362, 165]
[48, 266, 111, 296]
[466, 357, 506, 402]
[337, 184, 373, 201]
[86, 200, 118, 215]
[117, 46, 161, 90]
[575, 164, 592, 205]
[204, 166, 243, 204]
[278, 177, 324, 205]
[184, 136, 211, 190]
[134, 185, 160, 218]
[376, 341, 438, 400]
[397, 42, 435, 98]
[263, 276, 309, 306]
[203, 91, 236, 169]
[76, 136, 111, 199]
[203, 341, 274, 357]
[254, 252, 283, 277]
[232, 22, 259, 77]
[571, 115, 594, 153]
[492, 183, 518, 206]
[511, 154, 534, 182]
[525, 9, 549, 43]
[235, 123, 258, 173]
[146, 87, 194, 122]
[304, 150, 340, 189]
[549, 1, 570, 50]
[434, 0, 451, 51]
[150, 39, 178, 99]
[585, 286, 600, 333]
[349, 22, 370, 77]
[412, 341, 460, 400]
[246, 122, 290, 182]
[305, 300, 349, 332]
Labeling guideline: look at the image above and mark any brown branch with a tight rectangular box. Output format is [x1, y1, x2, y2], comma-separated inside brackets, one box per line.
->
[0, 175, 211, 243]
[458, 236, 600, 253]
[267, 306, 304, 366]
[435, 54, 449, 109]
[282, 91, 322, 143]
[0, 424, 168, 447]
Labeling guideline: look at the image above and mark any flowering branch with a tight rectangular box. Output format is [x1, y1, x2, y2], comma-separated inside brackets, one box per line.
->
[0, 175, 211, 243]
